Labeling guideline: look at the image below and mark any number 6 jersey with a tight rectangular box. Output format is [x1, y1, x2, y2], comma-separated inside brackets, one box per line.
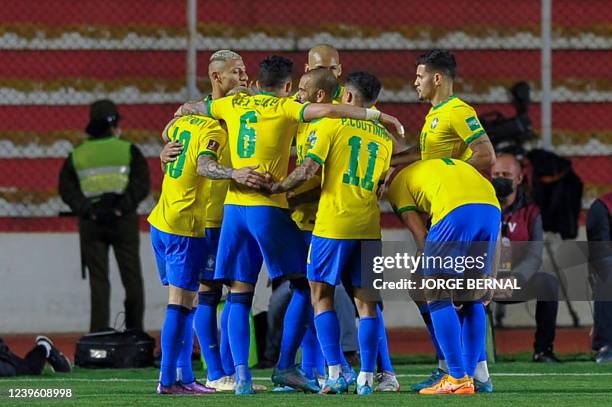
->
[306, 117, 393, 239]
[208, 91, 309, 208]
[148, 115, 227, 237]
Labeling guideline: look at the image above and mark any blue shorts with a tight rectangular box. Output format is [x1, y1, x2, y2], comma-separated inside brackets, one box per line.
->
[307, 236, 380, 287]
[150, 225, 206, 292]
[214, 205, 307, 285]
[422, 203, 501, 276]
[200, 227, 221, 282]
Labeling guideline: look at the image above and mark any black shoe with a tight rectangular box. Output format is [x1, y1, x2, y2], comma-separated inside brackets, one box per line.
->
[533, 350, 561, 363]
[36, 336, 72, 373]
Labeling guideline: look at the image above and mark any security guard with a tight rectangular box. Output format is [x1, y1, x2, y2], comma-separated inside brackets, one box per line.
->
[59, 99, 150, 332]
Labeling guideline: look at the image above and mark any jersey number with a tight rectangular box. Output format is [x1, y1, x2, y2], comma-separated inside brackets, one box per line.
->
[342, 135, 379, 191]
[167, 128, 191, 179]
[238, 111, 257, 158]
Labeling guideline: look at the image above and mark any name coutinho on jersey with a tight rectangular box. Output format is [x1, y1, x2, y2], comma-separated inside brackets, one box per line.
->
[340, 118, 389, 139]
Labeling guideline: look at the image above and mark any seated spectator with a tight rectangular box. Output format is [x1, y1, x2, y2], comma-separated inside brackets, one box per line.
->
[0, 336, 71, 377]
[491, 153, 560, 363]
[587, 192, 612, 363]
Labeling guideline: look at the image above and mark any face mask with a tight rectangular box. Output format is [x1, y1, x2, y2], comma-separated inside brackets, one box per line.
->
[492, 177, 514, 203]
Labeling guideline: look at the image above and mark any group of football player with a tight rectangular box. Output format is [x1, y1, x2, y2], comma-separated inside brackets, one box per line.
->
[148, 44, 501, 396]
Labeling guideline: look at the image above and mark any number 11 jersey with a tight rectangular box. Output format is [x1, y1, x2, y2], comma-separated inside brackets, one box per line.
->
[306, 117, 393, 239]
[208, 91, 309, 208]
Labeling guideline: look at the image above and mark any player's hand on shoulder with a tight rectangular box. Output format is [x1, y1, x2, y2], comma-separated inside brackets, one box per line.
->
[160, 141, 183, 164]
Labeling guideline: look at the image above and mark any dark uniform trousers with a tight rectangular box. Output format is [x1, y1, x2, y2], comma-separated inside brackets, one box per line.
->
[80, 214, 144, 332]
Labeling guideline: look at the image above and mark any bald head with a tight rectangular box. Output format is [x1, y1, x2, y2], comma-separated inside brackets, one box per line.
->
[306, 44, 342, 78]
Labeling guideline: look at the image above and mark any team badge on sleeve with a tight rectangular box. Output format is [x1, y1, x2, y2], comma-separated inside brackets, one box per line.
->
[465, 116, 482, 131]
[307, 131, 317, 148]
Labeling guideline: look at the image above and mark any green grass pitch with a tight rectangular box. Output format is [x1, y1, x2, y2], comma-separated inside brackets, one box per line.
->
[1, 361, 612, 406]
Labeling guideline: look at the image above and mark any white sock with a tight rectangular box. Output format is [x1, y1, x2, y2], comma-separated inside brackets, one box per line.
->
[37, 340, 52, 358]
[328, 364, 341, 380]
[357, 371, 374, 386]
[438, 359, 448, 373]
[474, 360, 489, 382]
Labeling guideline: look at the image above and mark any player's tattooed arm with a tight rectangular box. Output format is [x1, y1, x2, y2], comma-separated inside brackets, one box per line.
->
[390, 144, 421, 166]
[196, 156, 268, 189]
[269, 157, 320, 194]
[174, 100, 209, 117]
[466, 134, 496, 170]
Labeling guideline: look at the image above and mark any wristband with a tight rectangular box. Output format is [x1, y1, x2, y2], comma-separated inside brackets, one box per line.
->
[365, 108, 381, 121]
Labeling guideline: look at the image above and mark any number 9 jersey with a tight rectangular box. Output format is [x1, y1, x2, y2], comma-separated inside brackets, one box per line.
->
[148, 115, 227, 237]
[208, 91, 309, 208]
[306, 117, 393, 239]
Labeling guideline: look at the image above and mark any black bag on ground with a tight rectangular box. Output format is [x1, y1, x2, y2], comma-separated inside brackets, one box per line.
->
[75, 329, 155, 368]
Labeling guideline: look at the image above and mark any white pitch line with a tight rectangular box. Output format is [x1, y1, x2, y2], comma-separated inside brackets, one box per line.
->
[3, 372, 612, 383]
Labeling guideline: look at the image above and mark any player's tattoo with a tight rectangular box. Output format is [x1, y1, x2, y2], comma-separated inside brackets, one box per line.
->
[176, 100, 208, 117]
[467, 136, 495, 169]
[272, 157, 320, 193]
[197, 156, 268, 189]
[197, 156, 233, 179]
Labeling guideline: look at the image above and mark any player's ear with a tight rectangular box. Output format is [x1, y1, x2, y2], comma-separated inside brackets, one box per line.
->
[345, 90, 353, 104]
[255, 80, 262, 91]
[434, 72, 442, 87]
[336, 64, 342, 78]
[285, 80, 292, 94]
[210, 71, 220, 84]
[315, 89, 325, 103]
[304, 63, 310, 73]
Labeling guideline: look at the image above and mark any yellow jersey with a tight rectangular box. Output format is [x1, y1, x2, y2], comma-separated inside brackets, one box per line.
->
[307, 117, 393, 239]
[291, 121, 321, 231]
[386, 158, 499, 226]
[202, 144, 230, 229]
[209, 92, 308, 208]
[420, 95, 486, 161]
[148, 115, 227, 237]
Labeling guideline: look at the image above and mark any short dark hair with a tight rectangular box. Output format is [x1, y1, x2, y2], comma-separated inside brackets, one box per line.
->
[345, 71, 381, 106]
[416, 49, 457, 80]
[258, 55, 293, 89]
[304, 68, 339, 99]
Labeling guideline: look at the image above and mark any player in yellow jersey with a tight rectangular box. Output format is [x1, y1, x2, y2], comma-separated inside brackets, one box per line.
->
[159, 50, 267, 392]
[392, 49, 495, 172]
[389, 49, 497, 392]
[386, 158, 501, 395]
[171, 55, 404, 395]
[267, 72, 393, 396]
[148, 111, 268, 395]
[276, 68, 360, 391]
